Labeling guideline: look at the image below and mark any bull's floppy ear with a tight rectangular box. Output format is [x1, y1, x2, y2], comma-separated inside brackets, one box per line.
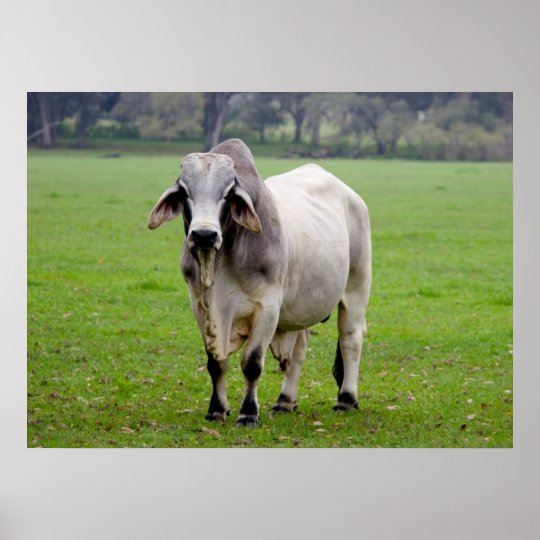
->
[148, 184, 185, 230]
[230, 186, 262, 235]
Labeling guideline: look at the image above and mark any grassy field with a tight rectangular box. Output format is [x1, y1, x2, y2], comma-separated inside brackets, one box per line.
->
[27, 148, 513, 447]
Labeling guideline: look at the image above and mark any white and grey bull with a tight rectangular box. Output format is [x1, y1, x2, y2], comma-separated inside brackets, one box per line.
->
[148, 139, 371, 426]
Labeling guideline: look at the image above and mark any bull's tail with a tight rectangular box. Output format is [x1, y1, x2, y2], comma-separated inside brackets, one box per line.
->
[332, 340, 344, 388]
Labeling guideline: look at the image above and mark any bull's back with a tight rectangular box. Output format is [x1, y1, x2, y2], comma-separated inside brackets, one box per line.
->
[266, 164, 367, 330]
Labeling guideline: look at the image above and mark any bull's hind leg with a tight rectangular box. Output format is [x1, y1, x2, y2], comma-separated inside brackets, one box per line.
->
[270, 329, 309, 413]
[333, 265, 371, 411]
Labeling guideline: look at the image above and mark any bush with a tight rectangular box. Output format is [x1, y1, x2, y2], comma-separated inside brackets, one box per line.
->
[220, 122, 264, 147]
[402, 123, 448, 160]
[87, 119, 139, 139]
[446, 123, 512, 161]
[56, 117, 76, 138]
[401, 121, 512, 161]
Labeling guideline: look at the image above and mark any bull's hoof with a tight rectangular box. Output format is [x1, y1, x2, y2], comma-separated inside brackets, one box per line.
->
[332, 392, 358, 412]
[270, 393, 296, 415]
[270, 402, 297, 414]
[235, 415, 259, 427]
[205, 410, 229, 423]
[332, 402, 358, 412]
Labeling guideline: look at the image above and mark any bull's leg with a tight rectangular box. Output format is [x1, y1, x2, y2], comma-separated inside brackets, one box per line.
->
[205, 351, 230, 422]
[333, 266, 371, 411]
[236, 305, 279, 427]
[271, 329, 309, 413]
[188, 291, 235, 422]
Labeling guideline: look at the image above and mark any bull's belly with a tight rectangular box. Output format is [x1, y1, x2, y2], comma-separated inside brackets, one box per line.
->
[277, 298, 340, 331]
[277, 269, 347, 330]
[276, 222, 349, 331]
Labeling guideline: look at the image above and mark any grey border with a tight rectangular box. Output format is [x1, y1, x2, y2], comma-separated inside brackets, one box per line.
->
[2, 0, 539, 538]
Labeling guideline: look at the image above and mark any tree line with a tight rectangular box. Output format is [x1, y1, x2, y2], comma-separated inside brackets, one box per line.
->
[27, 92, 512, 161]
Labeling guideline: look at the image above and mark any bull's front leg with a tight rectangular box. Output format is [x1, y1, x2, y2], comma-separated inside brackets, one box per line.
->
[205, 351, 230, 422]
[189, 291, 234, 423]
[236, 303, 280, 427]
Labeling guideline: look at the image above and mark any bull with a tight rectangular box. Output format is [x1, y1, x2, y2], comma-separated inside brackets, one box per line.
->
[148, 139, 371, 426]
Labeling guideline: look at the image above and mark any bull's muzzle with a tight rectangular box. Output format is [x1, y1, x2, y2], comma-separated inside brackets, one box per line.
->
[190, 229, 219, 249]
[189, 228, 221, 289]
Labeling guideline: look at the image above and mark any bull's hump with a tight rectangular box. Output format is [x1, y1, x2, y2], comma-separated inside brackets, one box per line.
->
[211, 139, 259, 177]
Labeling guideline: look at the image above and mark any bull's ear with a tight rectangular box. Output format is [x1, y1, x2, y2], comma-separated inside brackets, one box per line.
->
[148, 184, 185, 230]
[230, 186, 262, 234]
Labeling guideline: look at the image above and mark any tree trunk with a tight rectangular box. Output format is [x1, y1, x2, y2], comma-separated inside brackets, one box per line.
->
[36, 93, 53, 148]
[310, 121, 320, 146]
[203, 93, 234, 151]
[356, 132, 363, 153]
[75, 94, 91, 147]
[259, 127, 266, 144]
[375, 139, 386, 156]
[293, 111, 304, 144]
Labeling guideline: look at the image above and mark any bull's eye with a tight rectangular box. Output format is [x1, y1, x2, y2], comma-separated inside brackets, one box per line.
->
[222, 181, 235, 202]
[183, 197, 192, 225]
[218, 197, 231, 225]
[177, 185, 188, 200]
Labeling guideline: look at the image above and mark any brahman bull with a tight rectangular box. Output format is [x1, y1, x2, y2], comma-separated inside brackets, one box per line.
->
[148, 139, 371, 426]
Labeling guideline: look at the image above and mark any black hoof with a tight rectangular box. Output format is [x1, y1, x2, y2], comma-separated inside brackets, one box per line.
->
[333, 391, 358, 411]
[271, 393, 296, 414]
[235, 415, 259, 427]
[332, 401, 358, 412]
[271, 402, 297, 414]
[205, 410, 229, 422]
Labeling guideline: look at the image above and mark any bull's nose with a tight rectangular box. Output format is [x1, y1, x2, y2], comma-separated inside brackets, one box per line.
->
[191, 229, 218, 248]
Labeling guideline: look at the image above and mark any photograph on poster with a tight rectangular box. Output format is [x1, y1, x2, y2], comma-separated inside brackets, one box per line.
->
[27, 92, 512, 448]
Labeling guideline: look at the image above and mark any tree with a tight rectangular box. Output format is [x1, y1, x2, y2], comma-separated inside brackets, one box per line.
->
[28, 92, 121, 148]
[110, 92, 152, 128]
[303, 93, 337, 146]
[112, 93, 204, 141]
[234, 93, 284, 144]
[376, 100, 415, 156]
[277, 92, 310, 144]
[334, 93, 369, 152]
[32, 93, 54, 147]
[335, 94, 415, 156]
[203, 93, 236, 151]
[27, 92, 80, 147]
[73, 93, 120, 147]
[355, 95, 388, 155]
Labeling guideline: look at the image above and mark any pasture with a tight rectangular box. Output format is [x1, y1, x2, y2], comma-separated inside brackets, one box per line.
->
[27, 149, 513, 447]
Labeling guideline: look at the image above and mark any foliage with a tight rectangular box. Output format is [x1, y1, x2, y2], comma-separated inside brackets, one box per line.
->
[302, 93, 338, 146]
[229, 93, 284, 143]
[28, 92, 513, 161]
[403, 123, 450, 160]
[27, 92, 120, 147]
[378, 100, 415, 153]
[276, 92, 310, 143]
[203, 92, 236, 150]
[111, 93, 204, 141]
[27, 149, 512, 447]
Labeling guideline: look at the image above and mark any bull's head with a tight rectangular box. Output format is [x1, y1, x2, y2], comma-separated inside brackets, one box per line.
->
[148, 152, 262, 286]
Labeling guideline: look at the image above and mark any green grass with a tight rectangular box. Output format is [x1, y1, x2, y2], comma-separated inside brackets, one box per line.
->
[27, 149, 512, 447]
[31, 137, 304, 158]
